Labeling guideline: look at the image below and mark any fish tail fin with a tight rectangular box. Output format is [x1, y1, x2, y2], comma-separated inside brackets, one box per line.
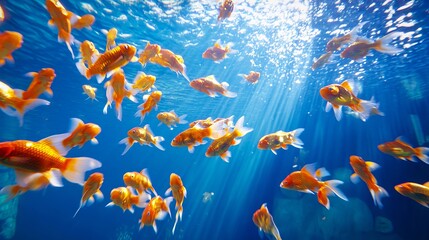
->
[356, 97, 379, 122]
[178, 114, 188, 124]
[415, 147, 429, 164]
[63, 157, 102, 185]
[119, 137, 135, 155]
[373, 31, 404, 55]
[0, 185, 23, 201]
[291, 128, 305, 149]
[172, 205, 183, 235]
[12, 98, 50, 126]
[115, 102, 122, 121]
[73, 201, 84, 218]
[75, 60, 89, 79]
[318, 180, 348, 209]
[220, 82, 237, 98]
[134, 109, 147, 123]
[38, 133, 72, 156]
[208, 119, 228, 139]
[154, 136, 165, 151]
[370, 184, 389, 208]
[233, 116, 253, 137]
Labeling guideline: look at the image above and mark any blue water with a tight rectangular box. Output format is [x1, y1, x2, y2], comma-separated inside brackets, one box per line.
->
[0, 0, 428, 239]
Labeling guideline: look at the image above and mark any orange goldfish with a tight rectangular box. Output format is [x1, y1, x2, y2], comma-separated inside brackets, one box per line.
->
[311, 51, 337, 70]
[119, 125, 165, 155]
[106, 186, 149, 213]
[22, 68, 56, 99]
[206, 116, 253, 162]
[340, 31, 404, 62]
[78, 40, 99, 68]
[217, 0, 234, 21]
[101, 28, 117, 51]
[202, 40, 234, 62]
[138, 42, 161, 67]
[135, 90, 162, 122]
[73, 172, 104, 217]
[45, 0, 76, 58]
[61, 118, 101, 150]
[378, 138, 429, 164]
[82, 84, 98, 101]
[189, 116, 234, 129]
[165, 173, 187, 235]
[326, 21, 367, 52]
[395, 182, 429, 208]
[238, 71, 260, 84]
[320, 80, 380, 121]
[0, 31, 23, 66]
[157, 110, 188, 128]
[258, 128, 304, 155]
[280, 164, 348, 209]
[103, 69, 137, 121]
[149, 49, 189, 81]
[76, 44, 138, 83]
[0, 138, 101, 186]
[190, 75, 237, 98]
[139, 195, 173, 233]
[0, 80, 50, 126]
[349, 155, 388, 208]
[123, 169, 158, 196]
[131, 71, 156, 93]
[71, 14, 95, 30]
[171, 120, 227, 153]
[252, 203, 282, 240]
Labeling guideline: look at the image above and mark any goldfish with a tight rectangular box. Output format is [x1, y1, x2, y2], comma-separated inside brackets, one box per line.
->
[349, 155, 389, 208]
[123, 168, 158, 196]
[206, 116, 253, 162]
[189, 116, 234, 129]
[131, 71, 156, 93]
[22, 68, 56, 99]
[0, 138, 101, 186]
[202, 40, 234, 62]
[238, 71, 260, 84]
[45, 0, 76, 58]
[157, 110, 188, 128]
[0, 31, 23, 66]
[135, 90, 162, 122]
[139, 195, 173, 233]
[258, 128, 304, 155]
[311, 51, 337, 70]
[149, 49, 189, 81]
[82, 85, 98, 101]
[119, 125, 165, 155]
[378, 138, 429, 164]
[171, 119, 227, 153]
[106, 186, 149, 213]
[138, 42, 161, 67]
[280, 164, 348, 209]
[165, 173, 187, 235]
[71, 14, 95, 30]
[76, 44, 138, 83]
[61, 118, 101, 150]
[73, 172, 104, 217]
[0, 80, 50, 126]
[190, 75, 237, 98]
[217, 0, 234, 21]
[340, 31, 404, 62]
[101, 28, 117, 51]
[319, 80, 380, 121]
[78, 40, 99, 68]
[395, 182, 429, 208]
[326, 21, 367, 52]
[103, 69, 137, 121]
[252, 203, 282, 240]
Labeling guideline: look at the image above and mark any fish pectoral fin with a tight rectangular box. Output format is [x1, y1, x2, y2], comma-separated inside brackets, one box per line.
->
[350, 173, 360, 184]
[270, 149, 277, 155]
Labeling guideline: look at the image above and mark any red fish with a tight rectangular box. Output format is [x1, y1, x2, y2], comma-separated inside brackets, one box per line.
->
[252, 203, 281, 240]
[73, 172, 104, 217]
[190, 75, 237, 98]
[238, 71, 260, 84]
[378, 137, 429, 164]
[165, 173, 187, 235]
[217, 0, 234, 21]
[149, 49, 189, 81]
[202, 40, 234, 62]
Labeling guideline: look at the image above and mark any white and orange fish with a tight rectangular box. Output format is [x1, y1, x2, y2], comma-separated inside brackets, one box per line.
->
[378, 138, 429, 164]
[139, 195, 173, 233]
[82, 85, 98, 101]
[238, 71, 260, 84]
[258, 128, 304, 155]
[395, 181, 429, 208]
[349, 155, 389, 208]
[205, 116, 253, 162]
[252, 203, 282, 240]
[326, 21, 367, 52]
[165, 173, 187, 235]
[73, 172, 104, 217]
[189, 116, 234, 129]
[71, 14, 95, 30]
[62, 118, 101, 149]
[202, 40, 234, 62]
[123, 168, 158, 196]
[78, 40, 99, 68]
[320, 80, 381, 121]
[149, 49, 189, 81]
[0, 81, 50, 126]
[157, 110, 187, 129]
[119, 125, 165, 155]
[106, 186, 149, 213]
[135, 90, 162, 122]
[138, 42, 161, 67]
[101, 27, 117, 51]
[190, 75, 237, 98]
[280, 164, 348, 209]
[103, 69, 137, 121]
[22, 68, 56, 99]
[0, 31, 23, 66]
[131, 71, 156, 93]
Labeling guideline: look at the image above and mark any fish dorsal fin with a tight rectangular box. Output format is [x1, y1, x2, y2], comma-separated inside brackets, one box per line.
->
[422, 182, 429, 187]
[301, 163, 316, 176]
[144, 124, 154, 136]
[69, 118, 84, 132]
[340, 80, 353, 93]
[25, 72, 38, 78]
[395, 137, 408, 145]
